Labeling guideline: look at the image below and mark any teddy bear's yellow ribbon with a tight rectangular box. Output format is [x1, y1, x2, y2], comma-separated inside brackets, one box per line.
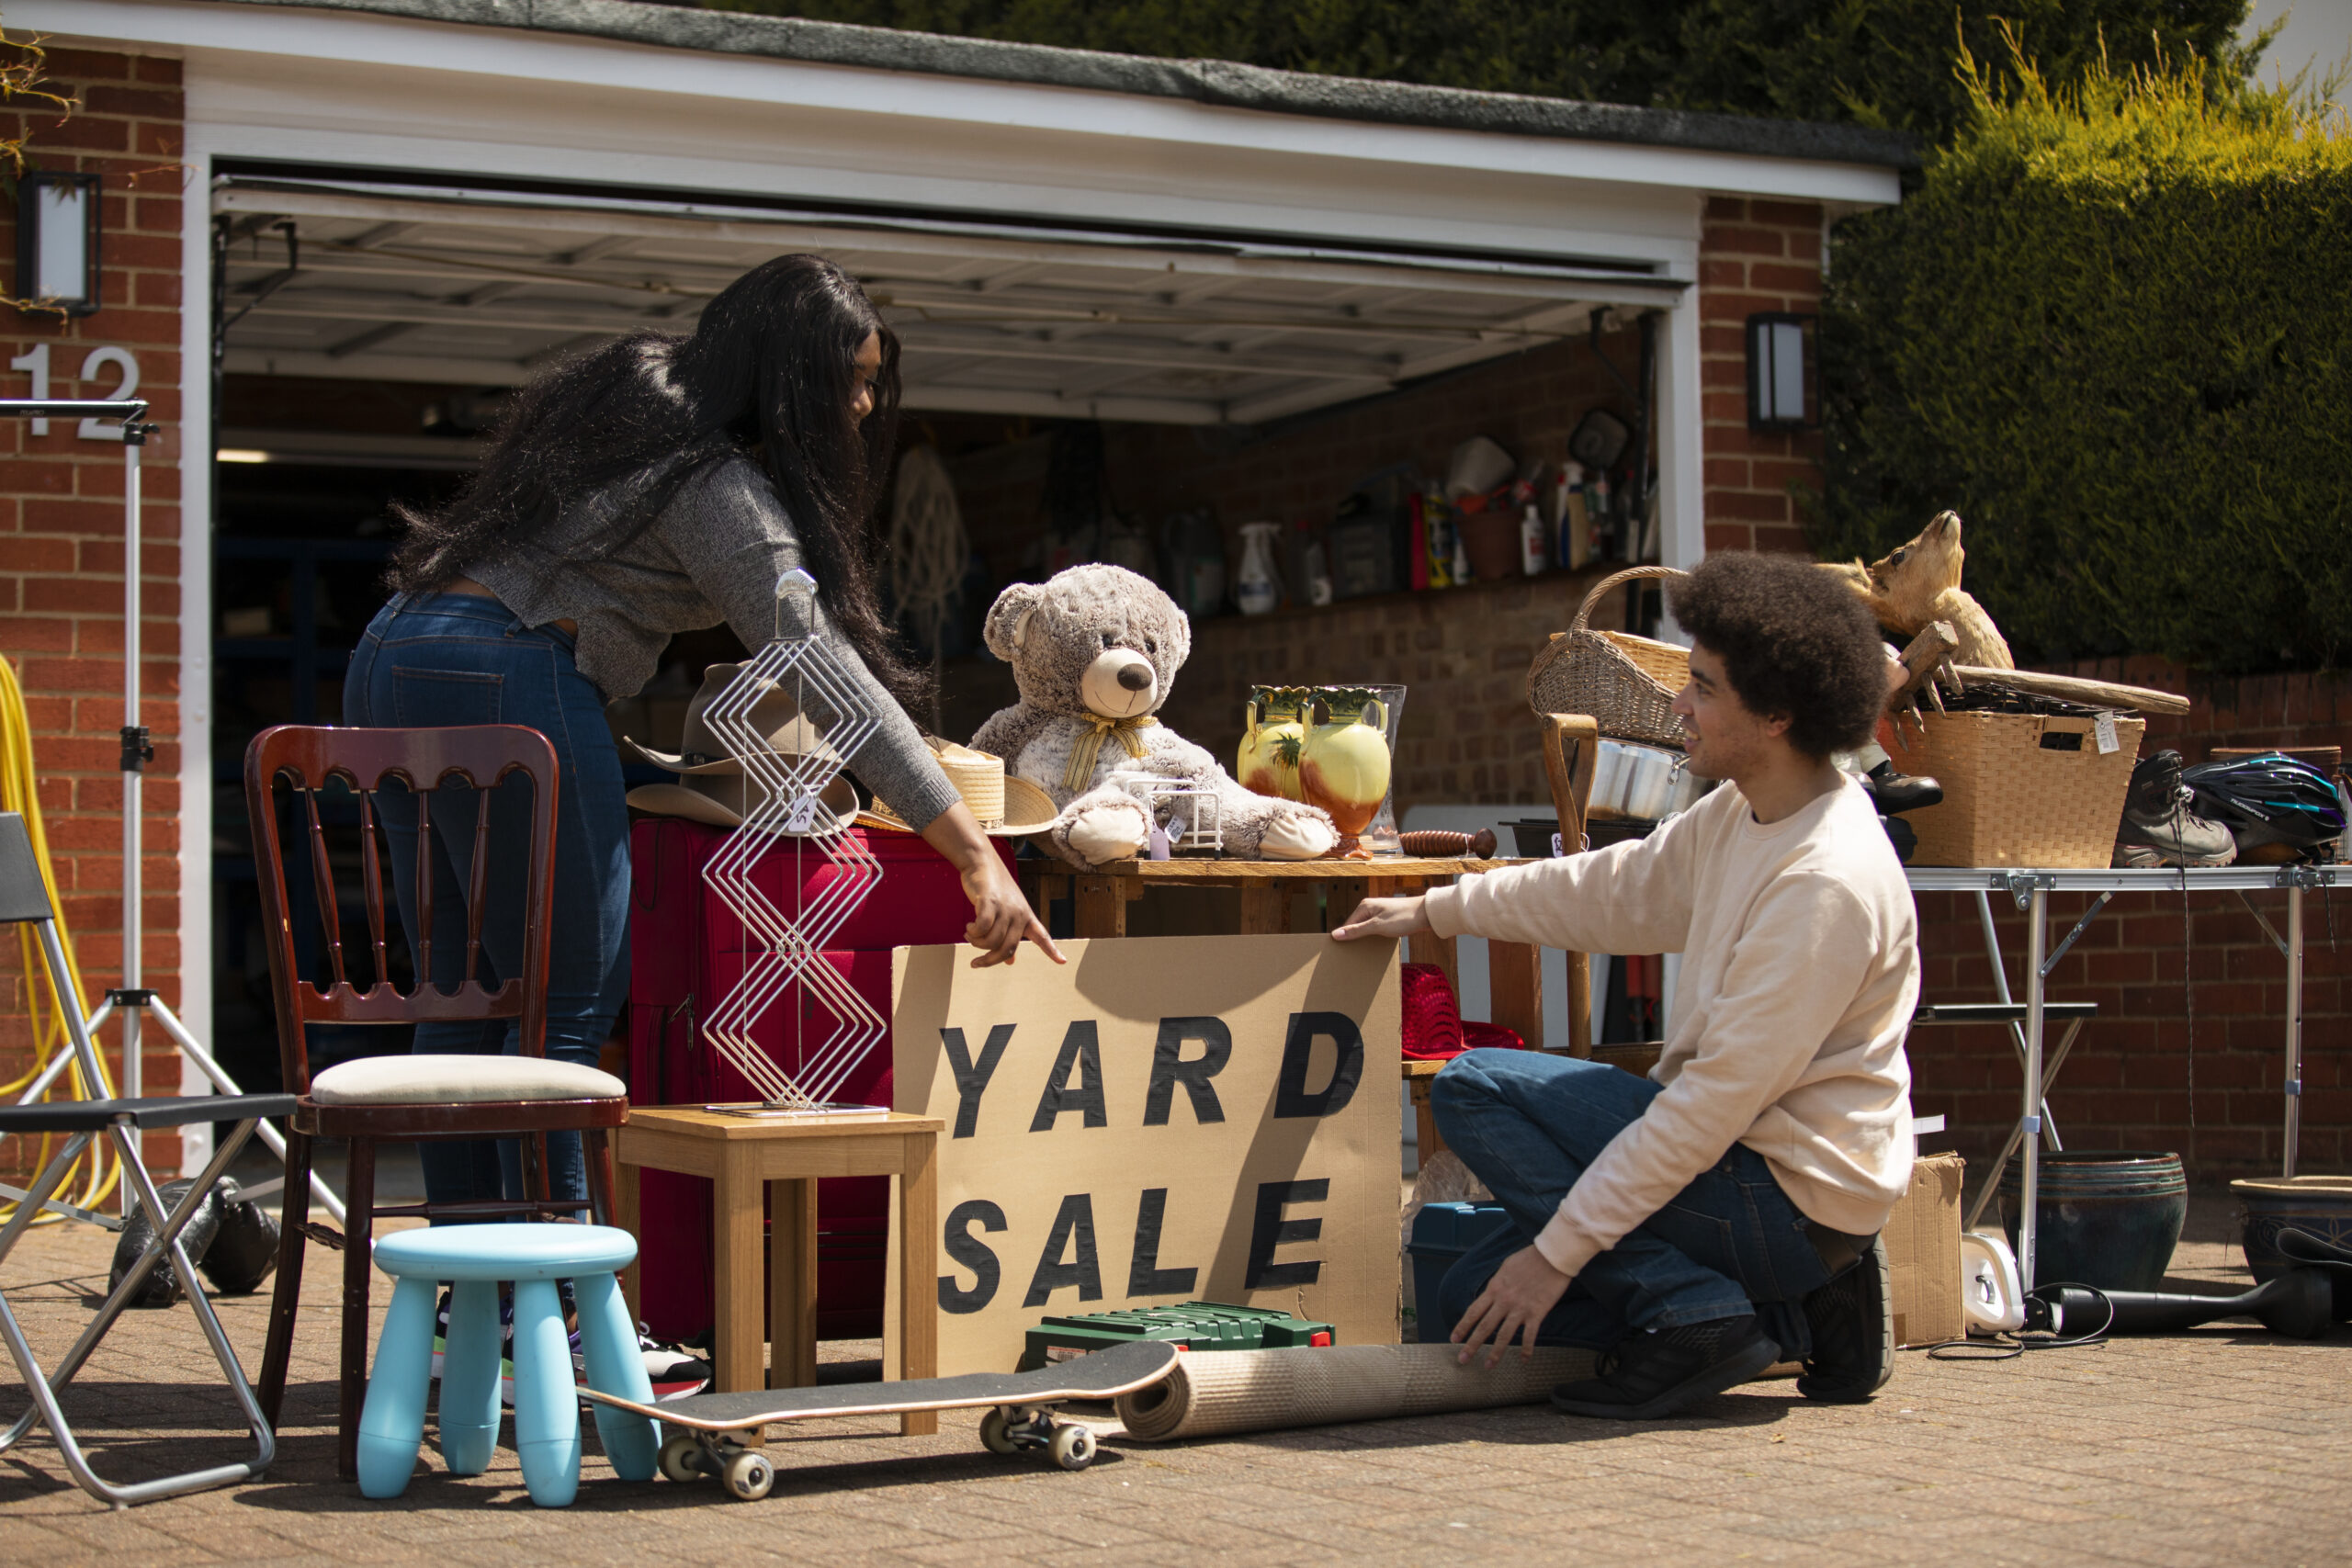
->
[1064, 714, 1159, 792]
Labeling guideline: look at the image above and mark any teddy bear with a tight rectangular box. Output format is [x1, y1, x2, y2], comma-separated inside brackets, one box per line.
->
[972, 564, 1340, 866]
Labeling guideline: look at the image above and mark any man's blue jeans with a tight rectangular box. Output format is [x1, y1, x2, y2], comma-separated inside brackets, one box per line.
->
[1430, 1051, 1831, 1359]
[344, 592, 632, 1216]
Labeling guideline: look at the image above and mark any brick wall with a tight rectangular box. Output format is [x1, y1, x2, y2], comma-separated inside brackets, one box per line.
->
[944, 328, 1645, 598]
[1914, 660, 2350, 1180]
[1697, 196, 1824, 558]
[0, 45, 187, 1179]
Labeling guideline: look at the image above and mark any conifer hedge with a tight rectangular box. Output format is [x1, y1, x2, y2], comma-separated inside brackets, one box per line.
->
[1813, 60, 2352, 672]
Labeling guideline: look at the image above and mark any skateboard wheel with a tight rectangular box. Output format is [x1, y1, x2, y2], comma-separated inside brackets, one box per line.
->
[978, 1408, 1022, 1456]
[720, 1448, 775, 1502]
[659, 1434, 704, 1483]
[1048, 1424, 1096, 1472]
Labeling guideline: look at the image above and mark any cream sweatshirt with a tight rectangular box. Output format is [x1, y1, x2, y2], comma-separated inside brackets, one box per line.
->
[1424, 774, 1917, 1280]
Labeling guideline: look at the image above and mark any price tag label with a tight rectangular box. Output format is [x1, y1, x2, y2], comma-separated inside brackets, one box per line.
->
[2094, 713, 2120, 754]
[782, 793, 823, 833]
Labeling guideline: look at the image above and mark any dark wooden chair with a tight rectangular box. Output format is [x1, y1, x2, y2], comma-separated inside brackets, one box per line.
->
[243, 725, 627, 1480]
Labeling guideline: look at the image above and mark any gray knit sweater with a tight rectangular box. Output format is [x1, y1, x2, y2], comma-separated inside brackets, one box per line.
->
[465, 456, 962, 830]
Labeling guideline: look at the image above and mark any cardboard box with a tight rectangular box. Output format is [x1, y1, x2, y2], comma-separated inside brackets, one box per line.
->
[891, 932, 1403, 1374]
[1884, 1152, 1964, 1348]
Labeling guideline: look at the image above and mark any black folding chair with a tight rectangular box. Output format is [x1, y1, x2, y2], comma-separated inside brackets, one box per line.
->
[0, 811, 294, 1506]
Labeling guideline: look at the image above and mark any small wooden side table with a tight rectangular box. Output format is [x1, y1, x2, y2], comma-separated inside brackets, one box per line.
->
[1403, 1058, 1448, 1159]
[614, 1107, 945, 1434]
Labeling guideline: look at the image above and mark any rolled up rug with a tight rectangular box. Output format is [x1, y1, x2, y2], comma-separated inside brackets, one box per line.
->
[1114, 1342, 1595, 1442]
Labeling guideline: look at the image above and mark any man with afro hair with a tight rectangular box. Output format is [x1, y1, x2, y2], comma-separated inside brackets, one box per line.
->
[1337, 551, 1917, 1421]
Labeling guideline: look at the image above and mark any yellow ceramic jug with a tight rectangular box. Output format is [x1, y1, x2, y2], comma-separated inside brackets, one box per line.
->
[1298, 689, 1391, 836]
[1236, 685, 1307, 800]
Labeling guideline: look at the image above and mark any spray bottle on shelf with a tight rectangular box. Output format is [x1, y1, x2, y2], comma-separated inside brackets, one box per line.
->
[1519, 500, 1547, 576]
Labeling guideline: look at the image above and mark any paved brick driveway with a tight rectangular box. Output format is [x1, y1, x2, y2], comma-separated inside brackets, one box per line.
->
[0, 1192, 2344, 1565]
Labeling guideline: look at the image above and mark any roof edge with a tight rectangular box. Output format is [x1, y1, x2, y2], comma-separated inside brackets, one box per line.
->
[196, 0, 1925, 170]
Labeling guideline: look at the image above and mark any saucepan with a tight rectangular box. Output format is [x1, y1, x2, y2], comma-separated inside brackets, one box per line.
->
[1590, 740, 1711, 821]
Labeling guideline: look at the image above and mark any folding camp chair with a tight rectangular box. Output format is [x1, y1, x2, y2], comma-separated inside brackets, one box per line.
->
[0, 1095, 292, 1506]
[0, 810, 294, 1506]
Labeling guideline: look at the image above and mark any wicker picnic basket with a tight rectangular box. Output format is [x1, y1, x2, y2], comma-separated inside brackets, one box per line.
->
[1524, 566, 1690, 746]
[1887, 710, 2143, 867]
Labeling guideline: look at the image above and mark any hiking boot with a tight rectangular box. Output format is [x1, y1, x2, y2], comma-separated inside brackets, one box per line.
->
[1797, 1235, 1894, 1403]
[1551, 1314, 1781, 1420]
[2114, 750, 2235, 866]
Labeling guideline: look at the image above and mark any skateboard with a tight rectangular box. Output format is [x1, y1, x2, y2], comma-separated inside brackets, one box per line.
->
[580, 1338, 1181, 1501]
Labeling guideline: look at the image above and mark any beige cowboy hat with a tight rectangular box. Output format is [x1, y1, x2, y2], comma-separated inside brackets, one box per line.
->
[621, 662, 842, 775]
[623, 662, 855, 831]
[857, 738, 1059, 838]
[623, 666, 1056, 837]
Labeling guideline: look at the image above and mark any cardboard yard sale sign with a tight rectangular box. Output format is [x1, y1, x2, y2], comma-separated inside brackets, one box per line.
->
[889, 933, 1402, 1374]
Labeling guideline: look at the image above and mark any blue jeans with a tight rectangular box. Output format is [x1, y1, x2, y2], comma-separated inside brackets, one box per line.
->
[1430, 1051, 1832, 1359]
[344, 592, 631, 1216]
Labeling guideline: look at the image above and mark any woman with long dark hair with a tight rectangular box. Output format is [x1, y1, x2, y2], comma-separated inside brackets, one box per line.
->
[346, 254, 1056, 1219]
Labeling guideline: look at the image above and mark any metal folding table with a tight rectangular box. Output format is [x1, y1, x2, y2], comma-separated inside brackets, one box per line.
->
[1906, 863, 2339, 1292]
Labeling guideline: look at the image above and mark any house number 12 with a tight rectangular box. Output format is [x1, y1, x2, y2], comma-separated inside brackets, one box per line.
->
[7, 343, 142, 437]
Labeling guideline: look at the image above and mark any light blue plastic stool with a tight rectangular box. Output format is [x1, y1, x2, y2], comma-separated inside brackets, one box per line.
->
[358, 1224, 659, 1506]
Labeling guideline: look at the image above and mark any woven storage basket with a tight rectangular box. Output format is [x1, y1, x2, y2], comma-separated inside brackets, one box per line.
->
[1524, 566, 1690, 746]
[1888, 711, 2143, 868]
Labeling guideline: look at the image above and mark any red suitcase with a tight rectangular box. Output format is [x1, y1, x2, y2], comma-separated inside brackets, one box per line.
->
[626, 816, 1010, 1343]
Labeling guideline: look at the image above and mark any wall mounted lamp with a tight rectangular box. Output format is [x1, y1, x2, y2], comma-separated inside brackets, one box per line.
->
[15, 170, 103, 317]
[1746, 311, 1816, 433]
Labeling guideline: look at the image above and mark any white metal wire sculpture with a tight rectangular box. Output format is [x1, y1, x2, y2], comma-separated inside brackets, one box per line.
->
[699, 569, 887, 1114]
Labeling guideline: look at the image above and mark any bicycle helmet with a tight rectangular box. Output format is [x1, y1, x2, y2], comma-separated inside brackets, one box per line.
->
[2178, 752, 2346, 854]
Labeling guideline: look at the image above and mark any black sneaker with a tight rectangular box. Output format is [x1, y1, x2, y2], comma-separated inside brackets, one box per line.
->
[1796, 1235, 1893, 1403]
[1551, 1314, 1781, 1420]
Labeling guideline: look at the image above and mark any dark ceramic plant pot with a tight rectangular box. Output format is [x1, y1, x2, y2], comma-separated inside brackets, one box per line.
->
[2232, 1176, 2352, 1321]
[1997, 1150, 2187, 1292]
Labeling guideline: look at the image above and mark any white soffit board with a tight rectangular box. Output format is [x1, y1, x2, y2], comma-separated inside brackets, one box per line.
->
[181, 49, 1711, 267]
[216, 177, 1684, 426]
[34, 0, 1910, 209]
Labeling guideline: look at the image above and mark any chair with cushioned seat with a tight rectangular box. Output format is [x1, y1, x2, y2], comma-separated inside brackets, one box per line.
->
[243, 724, 629, 1481]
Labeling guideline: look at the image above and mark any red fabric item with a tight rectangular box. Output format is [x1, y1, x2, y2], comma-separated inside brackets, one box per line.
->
[1401, 962, 1464, 1059]
[625, 817, 1011, 1342]
[1400, 964, 1529, 1059]
[1462, 1020, 1527, 1052]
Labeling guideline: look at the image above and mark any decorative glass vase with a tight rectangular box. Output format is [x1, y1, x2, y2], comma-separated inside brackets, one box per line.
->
[1236, 685, 1308, 801]
[1299, 684, 1406, 852]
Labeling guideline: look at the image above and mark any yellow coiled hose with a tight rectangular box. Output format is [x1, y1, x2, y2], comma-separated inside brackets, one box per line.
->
[0, 651, 119, 1223]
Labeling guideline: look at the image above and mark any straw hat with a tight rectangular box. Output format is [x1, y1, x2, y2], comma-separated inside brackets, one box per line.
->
[857, 739, 1059, 838]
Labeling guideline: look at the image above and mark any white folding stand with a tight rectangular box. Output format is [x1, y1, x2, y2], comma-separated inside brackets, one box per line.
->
[1907, 863, 2335, 1293]
[0, 399, 344, 1224]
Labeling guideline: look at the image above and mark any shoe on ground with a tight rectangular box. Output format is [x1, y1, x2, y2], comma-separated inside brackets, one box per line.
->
[571, 1322, 713, 1402]
[1551, 1314, 1781, 1420]
[1797, 1235, 1894, 1403]
[2114, 750, 2235, 866]
[1863, 761, 1943, 816]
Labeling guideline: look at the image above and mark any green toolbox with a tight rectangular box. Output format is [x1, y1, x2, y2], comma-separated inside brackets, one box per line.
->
[1020, 1302, 1336, 1371]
